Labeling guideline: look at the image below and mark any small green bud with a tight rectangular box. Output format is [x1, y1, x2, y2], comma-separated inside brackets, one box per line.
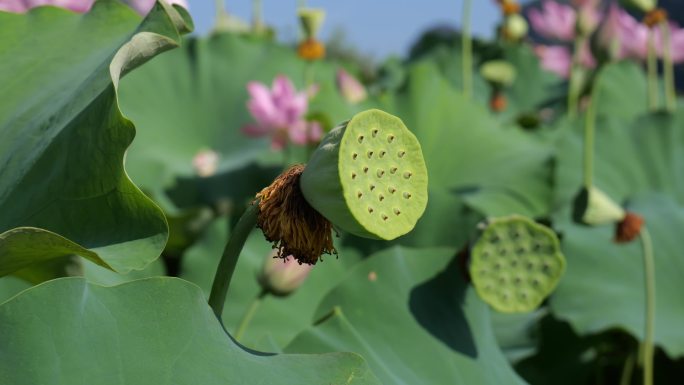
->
[572, 186, 626, 226]
[301, 109, 428, 240]
[298, 8, 326, 40]
[480, 60, 517, 87]
[619, 0, 656, 13]
[502, 13, 528, 41]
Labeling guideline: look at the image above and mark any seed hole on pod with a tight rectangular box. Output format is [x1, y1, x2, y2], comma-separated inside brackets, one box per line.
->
[482, 251, 490, 258]
[363, 166, 369, 173]
[403, 171, 412, 179]
[491, 235, 501, 243]
[532, 279, 540, 286]
[510, 231, 520, 239]
[499, 277, 506, 284]
[379, 151, 386, 158]
[368, 207, 374, 213]
[394, 208, 401, 215]
[502, 293, 509, 301]
[398, 151, 406, 158]
[358, 136, 364, 143]
[390, 167, 398, 174]
[352, 153, 358, 160]
[357, 192, 363, 199]
[499, 248, 507, 256]
[387, 135, 395, 143]
[367, 151, 374, 159]
[379, 194, 385, 202]
[511, 260, 518, 267]
[542, 263, 550, 272]
[351, 172, 357, 180]
[388, 187, 396, 194]
[377, 169, 385, 178]
[382, 214, 389, 221]
[516, 247, 525, 255]
[514, 277, 522, 285]
[372, 129, 379, 137]
[526, 262, 534, 270]
[494, 263, 501, 270]
[370, 184, 376, 191]
[533, 242, 541, 251]
[403, 192, 412, 199]
[521, 292, 528, 299]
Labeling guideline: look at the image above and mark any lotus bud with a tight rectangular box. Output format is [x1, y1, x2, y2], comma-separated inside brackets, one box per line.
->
[258, 252, 313, 296]
[336, 69, 368, 104]
[591, 4, 623, 63]
[619, 0, 656, 13]
[501, 14, 528, 42]
[470, 215, 566, 313]
[298, 8, 325, 40]
[192, 149, 219, 177]
[572, 186, 626, 226]
[301, 109, 428, 240]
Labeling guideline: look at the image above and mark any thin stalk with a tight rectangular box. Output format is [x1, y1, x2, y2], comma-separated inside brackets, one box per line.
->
[639, 226, 656, 385]
[567, 36, 585, 119]
[660, 21, 676, 112]
[461, 0, 473, 99]
[583, 83, 599, 189]
[252, 0, 263, 33]
[208, 204, 259, 319]
[234, 290, 267, 341]
[647, 28, 659, 112]
[298, 0, 306, 10]
[620, 352, 635, 385]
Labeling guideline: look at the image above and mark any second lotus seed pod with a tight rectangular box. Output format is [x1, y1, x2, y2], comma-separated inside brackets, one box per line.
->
[300, 109, 428, 240]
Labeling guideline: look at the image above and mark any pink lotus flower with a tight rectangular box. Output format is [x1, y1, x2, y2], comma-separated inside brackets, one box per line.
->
[257, 253, 313, 296]
[336, 69, 367, 104]
[535, 45, 573, 78]
[0, 0, 187, 15]
[528, 1, 577, 41]
[243, 75, 322, 150]
[614, 8, 684, 64]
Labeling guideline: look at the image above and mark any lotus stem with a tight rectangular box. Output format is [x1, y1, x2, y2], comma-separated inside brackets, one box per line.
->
[583, 82, 598, 189]
[253, 0, 264, 33]
[620, 352, 635, 385]
[462, 0, 473, 99]
[647, 28, 659, 112]
[208, 204, 259, 320]
[660, 21, 676, 112]
[639, 226, 656, 385]
[234, 290, 267, 341]
[567, 36, 585, 119]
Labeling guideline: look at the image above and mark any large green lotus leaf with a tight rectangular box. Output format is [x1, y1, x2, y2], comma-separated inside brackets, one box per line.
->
[491, 309, 546, 364]
[551, 193, 684, 357]
[0, 1, 193, 278]
[593, 61, 648, 121]
[0, 277, 379, 385]
[379, 62, 553, 217]
[286, 246, 525, 384]
[180, 216, 365, 350]
[119, 33, 358, 212]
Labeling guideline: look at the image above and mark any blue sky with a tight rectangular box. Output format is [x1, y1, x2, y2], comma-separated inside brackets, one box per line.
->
[185, 1, 512, 59]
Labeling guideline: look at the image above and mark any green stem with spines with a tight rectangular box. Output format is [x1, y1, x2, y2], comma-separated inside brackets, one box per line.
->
[647, 28, 659, 112]
[639, 226, 656, 385]
[208, 204, 259, 320]
[234, 290, 267, 341]
[461, 0, 473, 99]
[660, 21, 676, 112]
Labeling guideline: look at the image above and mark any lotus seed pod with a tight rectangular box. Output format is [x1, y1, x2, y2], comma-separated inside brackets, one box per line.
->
[480, 60, 517, 87]
[470, 216, 566, 313]
[298, 8, 325, 40]
[300, 109, 428, 240]
[572, 186, 626, 226]
[502, 13, 528, 41]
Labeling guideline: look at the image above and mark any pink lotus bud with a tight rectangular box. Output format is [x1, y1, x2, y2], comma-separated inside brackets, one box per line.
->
[192, 149, 219, 177]
[336, 69, 367, 104]
[258, 253, 313, 296]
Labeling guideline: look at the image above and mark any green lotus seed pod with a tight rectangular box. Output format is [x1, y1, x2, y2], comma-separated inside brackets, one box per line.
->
[480, 60, 517, 87]
[619, 0, 656, 12]
[298, 8, 326, 39]
[300, 109, 428, 240]
[470, 216, 566, 313]
[572, 186, 626, 225]
[503, 13, 528, 41]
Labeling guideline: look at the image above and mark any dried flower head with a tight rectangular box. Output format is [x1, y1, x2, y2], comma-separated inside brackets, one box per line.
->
[501, 1, 521, 16]
[298, 38, 326, 61]
[615, 211, 644, 243]
[490, 92, 507, 112]
[643, 8, 667, 28]
[255, 164, 336, 265]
